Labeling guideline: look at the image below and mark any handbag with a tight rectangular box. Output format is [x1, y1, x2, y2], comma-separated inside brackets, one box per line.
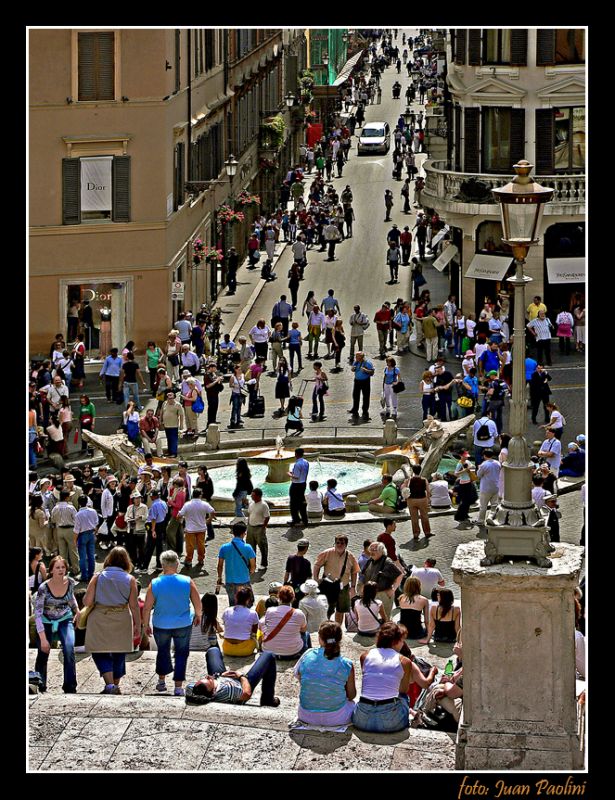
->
[240, 386, 250, 398]
[318, 552, 348, 606]
[392, 381, 405, 394]
[76, 603, 96, 630]
[414, 272, 427, 287]
[192, 394, 205, 414]
[457, 396, 474, 408]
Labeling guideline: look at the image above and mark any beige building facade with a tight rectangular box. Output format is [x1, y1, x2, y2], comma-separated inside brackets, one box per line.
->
[422, 28, 585, 317]
[29, 28, 307, 358]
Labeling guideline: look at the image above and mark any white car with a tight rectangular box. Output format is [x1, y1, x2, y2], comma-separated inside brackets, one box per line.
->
[357, 121, 391, 155]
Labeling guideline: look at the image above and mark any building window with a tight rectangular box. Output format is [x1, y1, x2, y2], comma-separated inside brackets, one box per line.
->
[476, 221, 509, 254]
[173, 142, 185, 212]
[554, 107, 585, 171]
[78, 31, 115, 101]
[555, 30, 585, 64]
[483, 29, 511, 64]
[482, 108, 512, 172]
[62, 155, 130, 225]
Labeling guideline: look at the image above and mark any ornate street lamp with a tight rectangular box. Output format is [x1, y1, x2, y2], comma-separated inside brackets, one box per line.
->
[285, 91, 296, 108]
[403, 105, 413, 126]
[224, 154, 238, 178]
[322, 51, 329, 66]
[482, 160, 554, 567]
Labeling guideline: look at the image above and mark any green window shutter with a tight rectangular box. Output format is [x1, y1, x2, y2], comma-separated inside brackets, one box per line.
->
[536, 30, 555, 66]
[464, 108, 480, 173]
[78, 32, 115, 101]
[112, 155, 131, 222]
[468, 30, 482, 66]
[62, 158, 81, 225]
[535, 109, 555, 175]
[510, 30, 528, 66]
[454, 30, 467, 65]
[510, 108, 526, 165]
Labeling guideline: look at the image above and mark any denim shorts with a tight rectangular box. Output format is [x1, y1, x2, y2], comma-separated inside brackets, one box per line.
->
[352, 694, 410, 733]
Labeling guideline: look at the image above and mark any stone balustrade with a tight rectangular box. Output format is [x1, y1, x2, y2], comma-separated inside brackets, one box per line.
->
[423, 160, 585, 215]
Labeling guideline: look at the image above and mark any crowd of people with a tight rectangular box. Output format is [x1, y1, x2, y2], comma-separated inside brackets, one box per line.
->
[28, 29, 585, 742]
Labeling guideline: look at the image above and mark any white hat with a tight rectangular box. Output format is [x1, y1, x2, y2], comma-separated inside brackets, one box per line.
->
[130, 490, 142, 499]
[300, 579, 320, 595]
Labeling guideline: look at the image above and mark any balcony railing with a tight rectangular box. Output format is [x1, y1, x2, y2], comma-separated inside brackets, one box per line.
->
[423, 160, 585, 210]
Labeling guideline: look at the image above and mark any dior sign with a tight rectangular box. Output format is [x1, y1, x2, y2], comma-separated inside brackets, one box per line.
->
[81, 156, 113, 212]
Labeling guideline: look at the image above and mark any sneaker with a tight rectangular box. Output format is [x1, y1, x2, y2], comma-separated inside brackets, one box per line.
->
[174, 687, 185, 697]
[156, 680, 167, 692]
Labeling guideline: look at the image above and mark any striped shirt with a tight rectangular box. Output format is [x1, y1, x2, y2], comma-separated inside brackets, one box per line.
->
[211, 676, 244, 704]
[527, 317, 552, 341]
[50, 502, 77, 527]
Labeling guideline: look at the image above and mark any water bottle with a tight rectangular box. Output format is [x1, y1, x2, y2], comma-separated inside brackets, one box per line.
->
[444, 658, 454, 676]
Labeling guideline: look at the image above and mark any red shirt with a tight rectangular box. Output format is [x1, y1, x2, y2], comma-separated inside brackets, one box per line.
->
[374, 309, 393, 331]
[377, 532, 398, 561]
[400, 231, 412, 245]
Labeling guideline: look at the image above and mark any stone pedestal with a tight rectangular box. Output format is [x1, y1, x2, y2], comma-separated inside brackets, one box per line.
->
[345, 494, 360, 513]
[452, 541, 585, 771]
[383, 419, 397, 445]
[205, 424, 220, 450]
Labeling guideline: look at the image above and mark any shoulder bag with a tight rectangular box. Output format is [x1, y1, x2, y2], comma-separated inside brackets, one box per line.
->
[392, 380, 406, 394]
[262, 608, 295, 643]
[230, 539, 251, 571]
[318, 551, 348, 606]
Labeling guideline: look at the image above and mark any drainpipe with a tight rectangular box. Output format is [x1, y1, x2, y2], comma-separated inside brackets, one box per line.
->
[187, 29, 192, 180]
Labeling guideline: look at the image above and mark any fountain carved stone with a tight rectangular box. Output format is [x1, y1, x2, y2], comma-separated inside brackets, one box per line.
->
[243, 437, 317, 484]
[81, 430, 177, 475]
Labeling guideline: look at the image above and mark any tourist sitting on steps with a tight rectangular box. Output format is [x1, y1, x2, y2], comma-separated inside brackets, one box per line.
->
[221, 586, 259, 657]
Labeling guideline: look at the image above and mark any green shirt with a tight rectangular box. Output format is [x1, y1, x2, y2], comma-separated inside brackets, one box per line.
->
[146, 347, 163, 369]
[79, 402, 96, 421]
[380, 484, 398, 509]
[421, 316, 438, 339]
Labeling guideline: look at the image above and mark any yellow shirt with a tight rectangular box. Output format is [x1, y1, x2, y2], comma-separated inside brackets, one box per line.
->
[527, 302, 547, 321]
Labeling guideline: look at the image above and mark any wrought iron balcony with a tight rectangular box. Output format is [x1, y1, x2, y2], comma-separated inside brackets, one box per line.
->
[422, 160, 585, 215]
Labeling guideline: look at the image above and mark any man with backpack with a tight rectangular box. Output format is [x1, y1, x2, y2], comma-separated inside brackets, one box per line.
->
[472, 410, 498, 467]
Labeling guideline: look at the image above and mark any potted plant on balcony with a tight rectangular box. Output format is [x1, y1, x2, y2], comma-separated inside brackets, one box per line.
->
[299, 70, 315, 106]
[216, 204, 245, 234]
[260, 114, 286, 152]
[193, 238, 206, 265]
[237, 189, 261, 207]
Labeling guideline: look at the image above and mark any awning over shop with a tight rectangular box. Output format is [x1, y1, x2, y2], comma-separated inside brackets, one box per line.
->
[332, 50, 365, 87]
[546, 257, 586, 284]
[430, 225, 450, 249]
[432, 244, 458, 272]
[465, 254, 514, 281]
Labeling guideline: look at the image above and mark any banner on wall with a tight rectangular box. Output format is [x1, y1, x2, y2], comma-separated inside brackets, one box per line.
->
[546, 258, 586, 284]
[80, 156, 113, 212]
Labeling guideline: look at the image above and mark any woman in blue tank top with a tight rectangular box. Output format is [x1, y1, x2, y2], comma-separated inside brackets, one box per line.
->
[142, 550, 202, 697]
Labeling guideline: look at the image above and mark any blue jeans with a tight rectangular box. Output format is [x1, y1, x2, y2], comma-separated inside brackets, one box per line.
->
[77, 530, 96, 581]
[35, 620, 77, 693]
[454, 330, 464, 357]
[474, 445, 486, 467]
[352, 694, 409, 733]
[29, 427, 38, 467]
[92, 652, 127, 680]
[123, 382, 141, 408]
[205, 646, 277, 704]
[234, 490, 248, 518]
[421, 395, 435, 419]
[153, 624, 192, 682]
[230, 393, 243, 426]
[165, 427, 179, 456]
[289, 343, 302, 371]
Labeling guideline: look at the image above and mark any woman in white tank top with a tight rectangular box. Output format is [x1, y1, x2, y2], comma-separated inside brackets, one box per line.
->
[352, 622, 437, 732]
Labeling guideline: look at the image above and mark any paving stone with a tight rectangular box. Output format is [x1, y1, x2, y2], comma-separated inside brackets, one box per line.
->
[40, 716, 132, 770]
[182, 699, 296, 732]
[29, 713, 70, 748]
[389, 746, 455, 770]
[31, 694, 101, 717]
[291, 731, 395, 771]
[28, 746, 51, 771]
[198, 724, 302, 771]
[90, 695, 185, 719]
[106, 719, 217, 771]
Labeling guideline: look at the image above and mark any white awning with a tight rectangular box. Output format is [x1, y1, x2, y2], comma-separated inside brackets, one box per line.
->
[332, 50, 365, 87]
[546, 257, 586, 284]
[430, 225, 450, 249]
[432, 244, 458, 272]
[465, 254, 514, 280]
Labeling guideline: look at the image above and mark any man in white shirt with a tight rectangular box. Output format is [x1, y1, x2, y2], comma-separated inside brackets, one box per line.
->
[246, 488, 271, 570]
[472, 410, 498, 467]
[411, 558, 445, 598]
[178, 488, 215, 568]
[476, 449, 501, 527]
[125, 490, 149, 569]
[537, 429, 563, 476]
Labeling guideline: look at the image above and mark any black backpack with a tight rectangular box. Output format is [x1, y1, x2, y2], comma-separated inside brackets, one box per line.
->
[395, 485, 406, 511]
[476, 418, 491, 441]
